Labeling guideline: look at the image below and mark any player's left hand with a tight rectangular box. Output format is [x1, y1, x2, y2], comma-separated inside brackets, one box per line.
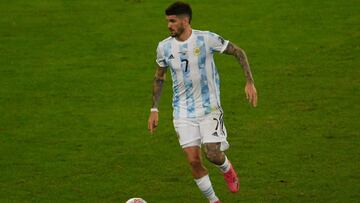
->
[148, 112, 159, 134]
[245, 82, 257, 107]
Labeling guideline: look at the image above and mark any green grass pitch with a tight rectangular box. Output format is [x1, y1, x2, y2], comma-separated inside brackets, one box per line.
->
[0, 0, 359, 202]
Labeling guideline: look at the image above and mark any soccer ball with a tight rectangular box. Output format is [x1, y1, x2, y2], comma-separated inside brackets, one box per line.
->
[126, 198, 147, 203]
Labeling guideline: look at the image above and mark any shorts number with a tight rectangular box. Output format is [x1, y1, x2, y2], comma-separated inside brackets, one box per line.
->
[213, 114, 225, 136]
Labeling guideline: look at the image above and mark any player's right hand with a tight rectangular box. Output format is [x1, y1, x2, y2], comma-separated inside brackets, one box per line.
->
[148, 112, 159, 134]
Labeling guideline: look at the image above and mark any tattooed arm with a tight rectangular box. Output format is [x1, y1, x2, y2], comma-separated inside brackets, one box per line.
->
[224, 42, 258, 107]
[151, 66, 167, 108]
[148, 66, 167, 134]
[224, 42, 254, 83]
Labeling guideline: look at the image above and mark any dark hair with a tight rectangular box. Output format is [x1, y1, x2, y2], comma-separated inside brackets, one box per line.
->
[165, 1, 192, 24]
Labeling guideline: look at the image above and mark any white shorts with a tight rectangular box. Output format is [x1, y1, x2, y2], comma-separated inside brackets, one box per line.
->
[173, 111, 229, 151]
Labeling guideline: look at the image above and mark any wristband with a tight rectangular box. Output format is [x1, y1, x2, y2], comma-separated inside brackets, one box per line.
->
[150, 108, 159, 112]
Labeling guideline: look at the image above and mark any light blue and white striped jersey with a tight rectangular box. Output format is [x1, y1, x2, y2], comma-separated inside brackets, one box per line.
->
[156, 29, 229, 119]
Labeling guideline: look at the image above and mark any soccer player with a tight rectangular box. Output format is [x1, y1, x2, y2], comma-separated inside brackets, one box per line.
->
[147, 1, 257, 203]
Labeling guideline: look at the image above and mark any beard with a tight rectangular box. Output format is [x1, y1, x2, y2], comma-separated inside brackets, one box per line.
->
[170, 26, 185, 38]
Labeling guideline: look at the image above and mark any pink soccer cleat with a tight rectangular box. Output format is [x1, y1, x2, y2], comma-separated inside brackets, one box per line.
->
[212, 201, 221, 203]
[223, 164, 240, 193]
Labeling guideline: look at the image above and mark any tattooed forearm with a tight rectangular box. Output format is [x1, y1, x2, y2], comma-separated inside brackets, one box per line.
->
[224, 42, 254, 83]
[152, 66, 167, 108]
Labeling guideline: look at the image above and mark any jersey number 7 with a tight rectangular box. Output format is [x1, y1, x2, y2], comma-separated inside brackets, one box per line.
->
[181, 59, 189, 72]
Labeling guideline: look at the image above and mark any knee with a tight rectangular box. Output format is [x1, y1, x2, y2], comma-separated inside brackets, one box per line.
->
[205, 151, 218, 162]
[205, 150, 223, 165]
[189, 158, 203, 170]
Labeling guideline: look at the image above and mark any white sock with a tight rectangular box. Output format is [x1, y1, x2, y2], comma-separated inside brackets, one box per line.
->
[217, 156, 231, 173]
[194, 175, 219, 202]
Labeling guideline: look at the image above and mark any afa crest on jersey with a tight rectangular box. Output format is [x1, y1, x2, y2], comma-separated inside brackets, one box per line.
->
[194, 47, 201, 56]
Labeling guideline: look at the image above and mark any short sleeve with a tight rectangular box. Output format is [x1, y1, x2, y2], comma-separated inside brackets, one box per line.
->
[207, 32, 229, 54]
[156, 43, 167, 67]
